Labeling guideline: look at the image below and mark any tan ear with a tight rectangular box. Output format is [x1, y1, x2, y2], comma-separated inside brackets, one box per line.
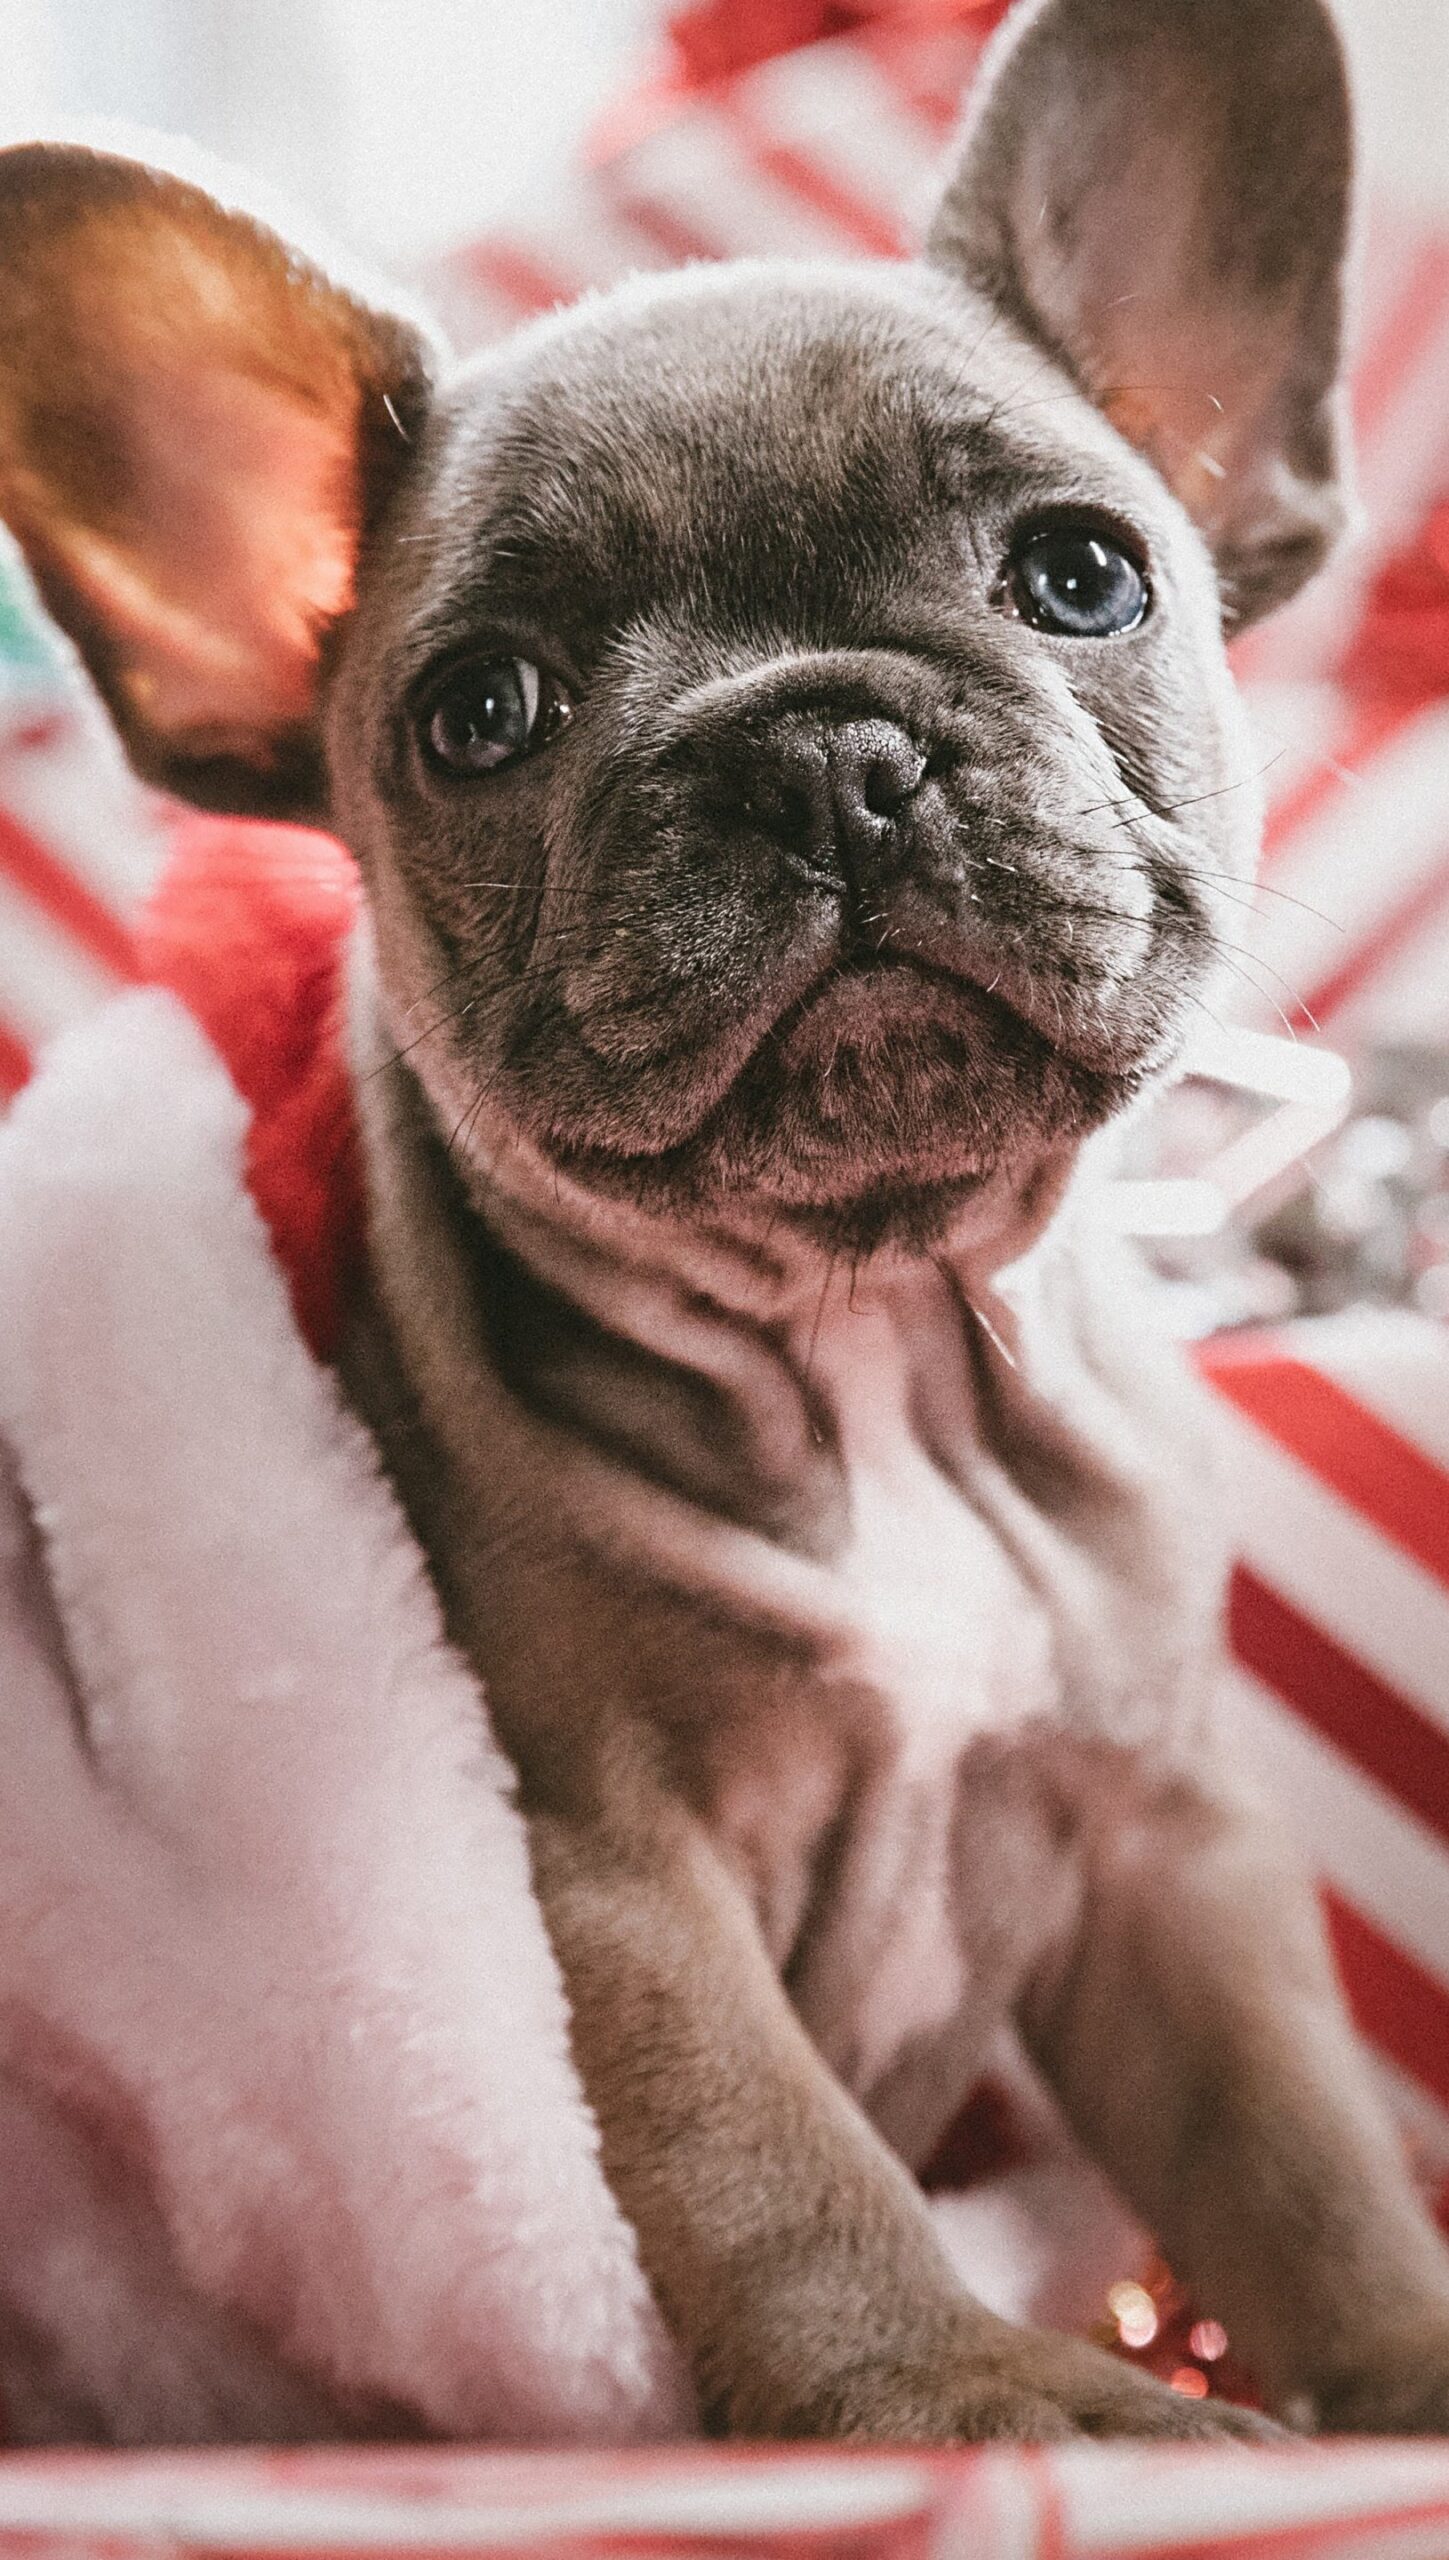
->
[0, 142, 438, 814]
[927, 0, 1355, 629]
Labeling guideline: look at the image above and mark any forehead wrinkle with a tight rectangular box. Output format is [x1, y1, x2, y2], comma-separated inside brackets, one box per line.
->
[462, 402, 951, 609]
[451, 320, 971, 532]
[401, 292, 1173, 682]
[473, 359, 1148, 544]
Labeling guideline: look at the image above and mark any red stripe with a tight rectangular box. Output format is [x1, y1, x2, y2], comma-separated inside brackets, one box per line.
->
[1301, 841, 1449, 1025]
[722, 97, 905, 258]
[454, 238, 577, 318]
[1353, 236, 1449, 444]
[585, 69, 692, 169]
[1019, 2451, 1071, 2560]
[0, 1017, 32, 1098]
[1128, 2494, 1449, 2560]
[1324, 1890, 1449, 2116]
[0, 806, 139, 981]
[596, 171, 730, 270]
[1202, 1347, 1449, 1591]
[1261, 693, 1423, 870]
[1229, 1566, 1449, 1856]
[856, 24, 978, 138]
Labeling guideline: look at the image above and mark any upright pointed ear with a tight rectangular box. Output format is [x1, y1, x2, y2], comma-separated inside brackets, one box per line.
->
[926, 0, 1355, 629]
[0, 143, 440, 814]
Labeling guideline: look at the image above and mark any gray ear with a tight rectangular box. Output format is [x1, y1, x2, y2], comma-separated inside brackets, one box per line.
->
[927, 0, 1355, 628]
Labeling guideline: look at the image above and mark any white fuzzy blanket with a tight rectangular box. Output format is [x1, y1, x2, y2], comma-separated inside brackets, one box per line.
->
[0, 989, 690, 2445]
[0, 990, 1140, 2446]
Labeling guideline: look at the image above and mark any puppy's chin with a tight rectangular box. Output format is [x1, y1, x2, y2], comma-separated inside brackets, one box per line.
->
[539, 962, 1137, 1260]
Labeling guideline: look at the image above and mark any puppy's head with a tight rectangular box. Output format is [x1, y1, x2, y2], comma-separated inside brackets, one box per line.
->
[0, 0, 1354, 1262]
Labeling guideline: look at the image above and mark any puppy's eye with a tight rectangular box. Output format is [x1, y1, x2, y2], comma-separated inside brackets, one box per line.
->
[1005, 526, 1150, 638]
[420, 657, 573, 775]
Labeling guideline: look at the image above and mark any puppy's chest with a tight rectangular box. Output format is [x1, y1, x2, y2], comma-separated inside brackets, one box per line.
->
[763, 1305, 1060, 1762]
[691, 1272, 1220, 2096]
[710, 1274, 1205, 1776]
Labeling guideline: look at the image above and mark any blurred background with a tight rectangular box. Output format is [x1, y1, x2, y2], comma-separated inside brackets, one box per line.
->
[0, 0, 658, 262]
[1, 0, 1447, 268]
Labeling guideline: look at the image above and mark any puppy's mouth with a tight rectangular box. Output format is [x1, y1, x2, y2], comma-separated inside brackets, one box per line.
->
[748, 951, 1019, 1155]
[546, 945, 1133, 1248]
[717, 947, 1102, 1170]
[764, 948, 1010, 1073]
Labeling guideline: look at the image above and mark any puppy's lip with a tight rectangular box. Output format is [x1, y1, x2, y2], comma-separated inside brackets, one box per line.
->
[773, 948, 1032, 1050]
[840, 922, 1169, 1079]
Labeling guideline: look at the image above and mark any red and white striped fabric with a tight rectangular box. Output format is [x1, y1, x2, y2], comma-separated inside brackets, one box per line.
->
[425, 10, 1003, 347]
[1200, 1319, 1449, 2206]
[1238, 207, 1449, 1052]
[6, 2438, 1449, 2560]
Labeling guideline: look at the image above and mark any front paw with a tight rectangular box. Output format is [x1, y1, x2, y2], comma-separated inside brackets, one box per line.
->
[779, 2324, 1282, 2445]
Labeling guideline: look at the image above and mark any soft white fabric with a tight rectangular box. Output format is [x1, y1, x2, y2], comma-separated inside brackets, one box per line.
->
[0, 987, 1133, 2446]
[0, 988, 688, 2446]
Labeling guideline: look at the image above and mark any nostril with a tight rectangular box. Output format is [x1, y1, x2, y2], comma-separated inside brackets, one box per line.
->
[745, 775, 814, 844]
[734, 716, 926, 882]
[862, 743, 927, 818]
[833, 720, 928, 832]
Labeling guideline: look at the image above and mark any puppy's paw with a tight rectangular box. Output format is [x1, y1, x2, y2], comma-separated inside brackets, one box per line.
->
[783, 2327, 1283, 2445]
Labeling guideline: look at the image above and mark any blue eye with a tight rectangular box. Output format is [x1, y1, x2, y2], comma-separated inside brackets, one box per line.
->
[1008, 525, 1150, 638]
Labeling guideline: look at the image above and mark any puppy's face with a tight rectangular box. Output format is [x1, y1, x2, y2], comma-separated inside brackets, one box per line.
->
[0, 0, 1354, 1262]
[330, 260, 1247, 1254]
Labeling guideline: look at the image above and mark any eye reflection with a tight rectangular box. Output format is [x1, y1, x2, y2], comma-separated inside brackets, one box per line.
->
[1007, 526, 1150, 638]
[421, 656, 573, 775]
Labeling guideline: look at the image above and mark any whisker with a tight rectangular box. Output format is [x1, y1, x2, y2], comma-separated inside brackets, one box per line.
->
[1088, 840, 1346, 933]
[1083, 745, 1289, 831]
[368, 993, 487, 1079]
[1205, 950, 1307, 1040]
[1163, 863, 1345, 932]
[443, 1089, 488, 1169]
[1174, 983, 1235, 1042]
[442, 1058, 511, 1172]
[1075, 790, 1143, 820]
[1208, 931, 1321, 1028]
[1153, 748, 1291, 816]
[401, 952, 496, 1013]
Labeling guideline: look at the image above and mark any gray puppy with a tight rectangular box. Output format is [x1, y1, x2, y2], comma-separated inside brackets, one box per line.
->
[6, 0, 1449, 2445]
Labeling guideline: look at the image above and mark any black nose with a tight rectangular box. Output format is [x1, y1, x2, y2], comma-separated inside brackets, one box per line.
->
[748, 717, 928, 883]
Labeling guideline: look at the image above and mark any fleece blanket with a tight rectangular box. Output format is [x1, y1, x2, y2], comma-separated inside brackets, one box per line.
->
[0, 974, 695, 2447]
[0, 822, 1144, 2448]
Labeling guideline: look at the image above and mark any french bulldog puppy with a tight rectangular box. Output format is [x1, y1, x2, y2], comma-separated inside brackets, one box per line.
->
[6, 0, 1449, 2447]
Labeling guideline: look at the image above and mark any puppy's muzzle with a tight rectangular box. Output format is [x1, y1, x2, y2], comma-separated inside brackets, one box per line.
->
[744, 714, 929, 891]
